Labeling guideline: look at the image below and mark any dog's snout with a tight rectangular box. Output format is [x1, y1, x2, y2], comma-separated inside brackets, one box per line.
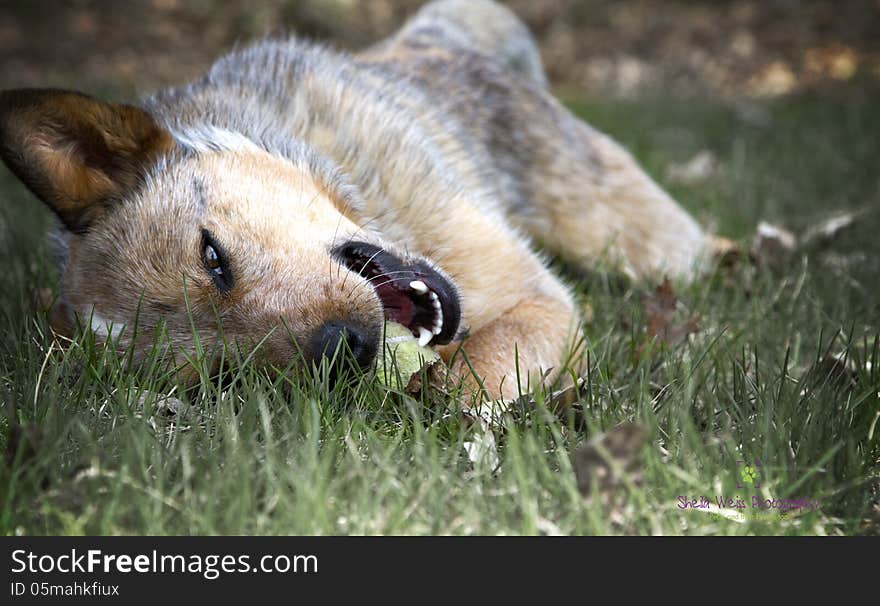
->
[310, 320, 378, 378]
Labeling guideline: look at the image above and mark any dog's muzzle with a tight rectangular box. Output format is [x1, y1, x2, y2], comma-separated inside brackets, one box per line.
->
[332, 241, 462, 347]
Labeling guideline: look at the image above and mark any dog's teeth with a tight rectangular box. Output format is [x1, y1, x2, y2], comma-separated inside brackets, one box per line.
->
[417, 327, 433, 347]
[409, 280, 428, 294]
[431, 304, 444, 334]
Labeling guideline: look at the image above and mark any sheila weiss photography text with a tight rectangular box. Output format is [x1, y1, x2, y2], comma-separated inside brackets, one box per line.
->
[678, 495, 822, 514]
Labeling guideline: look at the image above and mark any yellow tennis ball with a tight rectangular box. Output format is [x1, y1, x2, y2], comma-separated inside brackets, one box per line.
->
[376, 321, 440, 389]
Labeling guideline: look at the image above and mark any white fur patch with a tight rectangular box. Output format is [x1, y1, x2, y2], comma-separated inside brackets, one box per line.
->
[170, 124, 260, 154]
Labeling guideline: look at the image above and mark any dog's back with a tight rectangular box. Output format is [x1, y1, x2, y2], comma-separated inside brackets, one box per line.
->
[145, 0, 705, 280]
[0, 0, 709, 399]
[359, 0, 707, 278]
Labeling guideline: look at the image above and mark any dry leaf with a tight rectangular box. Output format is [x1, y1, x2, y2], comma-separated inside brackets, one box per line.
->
[666, 150, 716, 184]
[2, 414, 50, 490]
[800, 211, 861, 250]
[511, 378, 590, 428]
[3, 418, 43, 468]
[402, 358, 444, 395]
[812, 352, 860, 392]
[463, 428, 500, 470]
[510, 378, 587, 410]
[643, 278, 677, 338]
[637, 278, 700, 359]
[751, 221, 797, 267]
[717, 212, 863, 274]
[574, 422, 648, 500]
[136, 390, 183, 416]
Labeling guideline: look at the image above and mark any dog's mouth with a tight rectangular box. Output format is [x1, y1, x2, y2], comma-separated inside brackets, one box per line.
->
[335, 242, 461, 347]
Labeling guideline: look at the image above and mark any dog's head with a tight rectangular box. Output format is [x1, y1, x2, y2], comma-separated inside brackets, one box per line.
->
[0, 89, 460, 379]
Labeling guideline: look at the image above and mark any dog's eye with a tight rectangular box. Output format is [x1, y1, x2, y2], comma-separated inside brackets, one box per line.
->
[204, 244, 222, 273]
[201, 230, 232, 293]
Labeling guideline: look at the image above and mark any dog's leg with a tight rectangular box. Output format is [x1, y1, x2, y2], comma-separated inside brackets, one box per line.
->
[436, 290, 581, 402]
[368, 0, 709, 282]
[409, 200, 581, 403]
[515, 112, 710, 281]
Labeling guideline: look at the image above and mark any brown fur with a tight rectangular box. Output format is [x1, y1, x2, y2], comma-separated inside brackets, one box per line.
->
[0, 89, 174, 233]
[0, 0, 710, 402]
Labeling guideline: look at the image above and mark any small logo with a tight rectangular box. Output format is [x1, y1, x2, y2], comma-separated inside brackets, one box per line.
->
[736, 459, 762, 489]
[676, 458, 822, 517]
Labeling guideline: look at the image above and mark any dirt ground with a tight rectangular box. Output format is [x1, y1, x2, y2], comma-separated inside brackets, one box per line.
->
[1, 0, 878, 98]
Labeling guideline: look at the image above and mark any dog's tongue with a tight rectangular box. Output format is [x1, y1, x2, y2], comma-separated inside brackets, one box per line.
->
[374, 282, 415, 327]
[334, 241, 460, 347]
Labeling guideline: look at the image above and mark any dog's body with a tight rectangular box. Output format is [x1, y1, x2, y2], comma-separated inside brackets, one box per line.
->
[0, 0, 706, 399]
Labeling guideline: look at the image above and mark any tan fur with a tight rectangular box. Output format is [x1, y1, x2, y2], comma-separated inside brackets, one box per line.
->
[0, 0, 710, 402]
[60, 149, 386, 377]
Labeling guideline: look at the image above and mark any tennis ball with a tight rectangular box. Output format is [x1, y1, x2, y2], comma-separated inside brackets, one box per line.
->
[376, 321, 440, 390]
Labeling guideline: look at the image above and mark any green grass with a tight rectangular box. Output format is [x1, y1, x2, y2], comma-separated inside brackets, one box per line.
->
[1, 83, 878, 535]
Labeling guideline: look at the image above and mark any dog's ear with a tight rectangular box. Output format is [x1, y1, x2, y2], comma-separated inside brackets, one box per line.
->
[0, 88, 174, 233]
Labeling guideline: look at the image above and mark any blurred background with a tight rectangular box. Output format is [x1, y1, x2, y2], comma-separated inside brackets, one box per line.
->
[1, 1, 878, 536]
[0, 0, 878, 98]
[0, 0, 878, 286]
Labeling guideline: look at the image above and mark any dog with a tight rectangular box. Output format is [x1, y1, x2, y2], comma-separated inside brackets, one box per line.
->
[0, 0, 707, 401]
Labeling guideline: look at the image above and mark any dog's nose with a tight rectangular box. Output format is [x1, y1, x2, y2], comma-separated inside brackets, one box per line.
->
[310, 320, 378, 378]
